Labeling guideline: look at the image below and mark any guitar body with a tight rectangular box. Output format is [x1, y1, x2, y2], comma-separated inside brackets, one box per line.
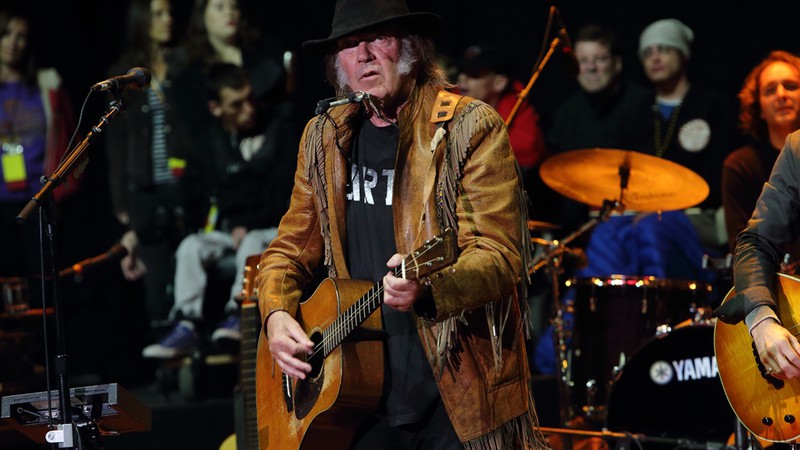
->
[715, 273, 800, 442]
[256, 278, 385, 450]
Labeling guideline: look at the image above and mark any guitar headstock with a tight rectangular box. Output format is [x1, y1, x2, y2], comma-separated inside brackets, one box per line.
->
[402, 228, 458, 280]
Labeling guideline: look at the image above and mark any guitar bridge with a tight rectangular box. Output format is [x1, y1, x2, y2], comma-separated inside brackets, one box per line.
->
[282, 373, 293, 412]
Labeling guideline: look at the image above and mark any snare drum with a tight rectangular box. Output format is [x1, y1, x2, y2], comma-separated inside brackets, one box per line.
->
[605, 322, 735, 443]
[566, 275, 710, 413]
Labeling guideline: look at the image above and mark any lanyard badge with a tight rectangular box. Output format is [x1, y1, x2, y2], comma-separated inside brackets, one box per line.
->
[2, 140, 27, 191]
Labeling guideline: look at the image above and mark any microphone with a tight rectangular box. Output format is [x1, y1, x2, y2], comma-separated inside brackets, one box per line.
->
[59, 244, 129, 278]
[554, 8, 579, 78]
[91, 67, 152, 92]
[315, 91, 367, 115]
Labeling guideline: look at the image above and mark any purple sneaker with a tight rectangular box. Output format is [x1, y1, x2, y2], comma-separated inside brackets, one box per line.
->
[142, 320, 198, 359]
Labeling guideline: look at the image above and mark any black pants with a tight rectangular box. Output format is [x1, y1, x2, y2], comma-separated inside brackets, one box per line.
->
[127, 185, 184, 323]
[350, 399, 462, 450]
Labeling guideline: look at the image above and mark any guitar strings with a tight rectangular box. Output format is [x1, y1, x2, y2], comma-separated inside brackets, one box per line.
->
[306, 243, 434, 362]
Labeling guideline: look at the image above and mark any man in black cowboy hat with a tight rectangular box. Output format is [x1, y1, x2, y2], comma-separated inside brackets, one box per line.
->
[256, 0, 547, 448]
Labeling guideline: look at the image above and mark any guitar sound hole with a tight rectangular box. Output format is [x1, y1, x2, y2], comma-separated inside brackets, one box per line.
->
[307, 331, 324, 379]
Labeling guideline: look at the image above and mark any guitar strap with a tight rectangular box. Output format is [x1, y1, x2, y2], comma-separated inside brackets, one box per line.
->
[428, 90, 460, 153]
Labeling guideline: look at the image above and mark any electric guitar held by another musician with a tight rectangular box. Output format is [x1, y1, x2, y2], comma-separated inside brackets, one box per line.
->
[714, 273, 800, 444]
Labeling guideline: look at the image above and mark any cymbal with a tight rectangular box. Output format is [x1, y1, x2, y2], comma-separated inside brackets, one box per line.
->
[528, 220, 561, 231]
[539, 148, 709, 211]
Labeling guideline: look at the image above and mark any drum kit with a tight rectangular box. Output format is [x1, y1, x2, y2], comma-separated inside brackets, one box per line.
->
[531, 148, 736, 448]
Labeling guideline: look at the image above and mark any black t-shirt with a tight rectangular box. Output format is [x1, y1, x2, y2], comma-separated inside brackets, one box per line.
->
[345, 119, 439, 427]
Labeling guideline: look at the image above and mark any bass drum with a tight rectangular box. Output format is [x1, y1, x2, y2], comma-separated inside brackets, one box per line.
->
[605, 322, 735, 444]
[567, 275, 709, 411]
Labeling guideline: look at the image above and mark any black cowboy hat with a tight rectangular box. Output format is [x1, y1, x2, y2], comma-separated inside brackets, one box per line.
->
[302, 0, 442, 53]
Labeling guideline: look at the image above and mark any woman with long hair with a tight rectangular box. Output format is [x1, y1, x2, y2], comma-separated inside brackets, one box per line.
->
[0, 7, 76, 278]
[105, 0, 191, 326]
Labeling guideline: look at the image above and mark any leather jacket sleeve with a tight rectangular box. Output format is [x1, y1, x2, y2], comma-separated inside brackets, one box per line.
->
[256, 118, 325, 325]
[421, 101, 524, 321]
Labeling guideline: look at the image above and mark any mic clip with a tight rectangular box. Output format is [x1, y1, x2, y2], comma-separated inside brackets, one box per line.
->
[315, 91, 367, 115]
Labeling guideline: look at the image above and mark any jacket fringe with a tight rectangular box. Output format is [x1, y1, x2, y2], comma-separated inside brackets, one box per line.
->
[463, 383, 549, 450]
[516, 156, 535, 339]
[431, 101, 490, 371]
[305, 115, 335, 275]
[432, 100, 529, 372]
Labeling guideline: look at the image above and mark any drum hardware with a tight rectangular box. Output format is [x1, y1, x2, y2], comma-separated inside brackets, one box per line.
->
[528, 220, 562, 232]
[536, 148, 712, 429]
[538, 426, 737, 450]
[654, 324, 671, 336]
[530, 199, 623, 429]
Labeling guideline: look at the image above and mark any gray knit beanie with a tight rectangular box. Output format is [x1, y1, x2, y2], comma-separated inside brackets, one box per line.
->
[639, 19, 694, 59]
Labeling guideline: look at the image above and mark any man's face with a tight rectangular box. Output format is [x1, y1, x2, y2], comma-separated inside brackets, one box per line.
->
[641, 45, 685, 86]
[456, 70, 506, 103]
[335, 29, 411, 105]
[575, 41, 620, 94]
[211, 84, 255, 133]
[758, 60, 800, 133]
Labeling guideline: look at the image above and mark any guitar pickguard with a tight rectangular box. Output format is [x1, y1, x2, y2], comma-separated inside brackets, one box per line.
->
[294, 329, 325, 420]
[294, 369, 324, 420]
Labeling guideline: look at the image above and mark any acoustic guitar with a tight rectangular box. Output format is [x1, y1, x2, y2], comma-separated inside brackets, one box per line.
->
[220, 254, 263, 450]
[714, 272, 800, 443]
[255, 228, 458, 450]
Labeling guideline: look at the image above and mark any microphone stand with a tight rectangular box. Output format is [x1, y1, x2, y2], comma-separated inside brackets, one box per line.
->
[14, 93, 125, 448]
[505, 34, 564, 129]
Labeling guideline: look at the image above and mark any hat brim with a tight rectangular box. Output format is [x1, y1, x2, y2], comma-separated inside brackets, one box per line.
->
[302, 12, 443, 53]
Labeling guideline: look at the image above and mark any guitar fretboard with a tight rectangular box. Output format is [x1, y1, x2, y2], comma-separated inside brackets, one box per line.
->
[317, 268, 397, 357]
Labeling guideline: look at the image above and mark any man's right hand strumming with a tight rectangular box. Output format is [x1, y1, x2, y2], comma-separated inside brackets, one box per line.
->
[267, 310, 314, 379]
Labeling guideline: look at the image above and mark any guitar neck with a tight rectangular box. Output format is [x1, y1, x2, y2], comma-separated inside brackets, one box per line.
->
[319, 277, 390, 357]
[316, 235, 456, 357]
[240, 302, 260, 450]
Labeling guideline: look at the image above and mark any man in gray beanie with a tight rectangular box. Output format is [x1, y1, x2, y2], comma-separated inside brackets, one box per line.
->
[618, 17, 737, 252]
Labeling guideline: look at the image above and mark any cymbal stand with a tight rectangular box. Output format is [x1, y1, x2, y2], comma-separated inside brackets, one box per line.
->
[530, 199, 622, 432]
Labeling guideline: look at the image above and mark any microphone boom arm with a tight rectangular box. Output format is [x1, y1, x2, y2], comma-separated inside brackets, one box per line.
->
[16, 100, 123, 224]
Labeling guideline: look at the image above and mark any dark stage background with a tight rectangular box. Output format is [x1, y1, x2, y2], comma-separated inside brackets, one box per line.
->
[2, 0, 799, 447]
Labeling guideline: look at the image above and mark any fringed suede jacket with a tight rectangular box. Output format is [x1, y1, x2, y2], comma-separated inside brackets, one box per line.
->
[256, 82, 547, 449]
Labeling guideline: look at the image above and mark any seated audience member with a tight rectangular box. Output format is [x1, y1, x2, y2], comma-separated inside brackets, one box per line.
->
[142, 63, 296, 358]
[723, 50, 800, 255]
[455, 44, 548, 203]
